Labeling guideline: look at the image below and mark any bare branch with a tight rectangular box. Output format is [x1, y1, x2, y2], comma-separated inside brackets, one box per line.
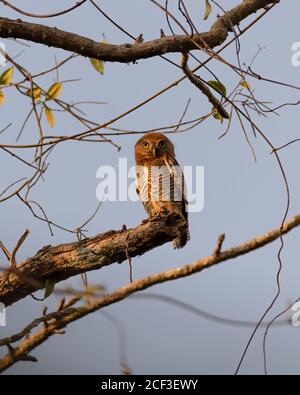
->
[181, 52, 229, 119]
[0, 211, 298, 373]
[213, 233, 226, 257]
[0, 0, 87, 19]
[10, 229, 29, 268]
[0, 1, 279, 63]
[0, 216, 188, 306]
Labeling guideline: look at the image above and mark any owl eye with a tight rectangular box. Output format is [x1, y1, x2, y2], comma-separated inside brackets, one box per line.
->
[142, 141, 150, 149]
[158, 140, 167, 148]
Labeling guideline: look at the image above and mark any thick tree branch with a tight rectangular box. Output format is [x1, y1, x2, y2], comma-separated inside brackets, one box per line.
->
[0, 0, 278, 63]
[0, 212, 298, 372]
[0, 216, 188, 306]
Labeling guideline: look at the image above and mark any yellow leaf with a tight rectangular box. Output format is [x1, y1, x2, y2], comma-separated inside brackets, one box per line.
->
[45, 106, 55, 128]
[240, 80, 251, 90]
[47, 82, 62, 100]
[0, 67, 13, 85]
[89, 38, 108, 75]
[203, 0, 212, 20]
[90, 58, 104, 75]
[26, 87, 42, 102]
[0, 89, 4, 105]
[212, 108, 224, 123]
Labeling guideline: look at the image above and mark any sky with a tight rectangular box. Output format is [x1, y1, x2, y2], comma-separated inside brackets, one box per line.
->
[1, 0, 300, 375]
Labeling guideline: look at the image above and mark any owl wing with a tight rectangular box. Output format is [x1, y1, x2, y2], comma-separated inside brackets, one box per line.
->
[136, 165, 155, 217]
[163, 155, 188, 221]
[135, 165, 147, 198]
[135, 170, 140, 196]
[164, 155, 190, 248]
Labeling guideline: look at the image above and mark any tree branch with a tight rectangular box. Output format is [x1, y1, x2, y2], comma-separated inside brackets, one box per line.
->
[0, 0, 87, 19]
[0, 0, 279, 63]
[0, 216, 188, 306]
[0, 212, 298, 373]
[181, 52, 230, 119]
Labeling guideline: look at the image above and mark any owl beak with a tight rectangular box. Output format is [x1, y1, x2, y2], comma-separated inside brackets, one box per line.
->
[153, 146, 161, 158]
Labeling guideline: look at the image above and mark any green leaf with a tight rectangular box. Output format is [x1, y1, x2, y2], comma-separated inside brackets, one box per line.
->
[45, 106, 55, 128]
[212, 108, 224, 123]
[44, 279, 55, 299]
[47, 82, 62, 100]
[0, 89, 4, 105]
[203, 0, 212, 20]
[0, 67, 13, 85]
[208, 80, 227, 97]
[240, 80, 251, 90]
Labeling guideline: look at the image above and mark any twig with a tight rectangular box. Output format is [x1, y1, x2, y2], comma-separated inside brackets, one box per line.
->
[181, 53, 229, 119]
[0, 0, 87, 19]
[10, 229, 30, 268]
[213, 233, 225, 257]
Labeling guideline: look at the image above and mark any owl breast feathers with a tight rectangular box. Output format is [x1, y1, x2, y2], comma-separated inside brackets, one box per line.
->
[135, 132, 190, 249]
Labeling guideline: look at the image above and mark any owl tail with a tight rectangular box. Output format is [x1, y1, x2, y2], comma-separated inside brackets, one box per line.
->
[173, 226, 190, 249]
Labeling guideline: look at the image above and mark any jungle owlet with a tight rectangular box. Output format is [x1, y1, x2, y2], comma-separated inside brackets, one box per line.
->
[135, 132, 190, 248]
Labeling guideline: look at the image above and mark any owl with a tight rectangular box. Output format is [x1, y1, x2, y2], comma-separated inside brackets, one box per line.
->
[135, 132, 190, 248]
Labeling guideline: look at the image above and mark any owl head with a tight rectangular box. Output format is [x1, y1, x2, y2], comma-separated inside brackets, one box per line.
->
[135, 133, 175, 165]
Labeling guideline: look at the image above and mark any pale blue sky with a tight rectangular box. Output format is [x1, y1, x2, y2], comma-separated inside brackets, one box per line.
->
[1, 0, 300, 374]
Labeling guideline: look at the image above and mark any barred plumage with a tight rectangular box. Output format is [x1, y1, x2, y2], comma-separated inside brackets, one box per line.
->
[135, 133, 190, 249]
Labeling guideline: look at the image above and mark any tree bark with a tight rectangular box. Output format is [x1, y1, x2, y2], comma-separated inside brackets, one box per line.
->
[0, 1, 279, 63]
[0, 217, 187, 306]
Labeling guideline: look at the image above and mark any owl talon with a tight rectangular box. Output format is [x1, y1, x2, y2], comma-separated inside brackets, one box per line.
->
[172, 237, 186, 249]
[172, 226, 190, 249]
[159, 207, 171, 217]
[173, 238, 181, 249]
[148, 215, 160, 222]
